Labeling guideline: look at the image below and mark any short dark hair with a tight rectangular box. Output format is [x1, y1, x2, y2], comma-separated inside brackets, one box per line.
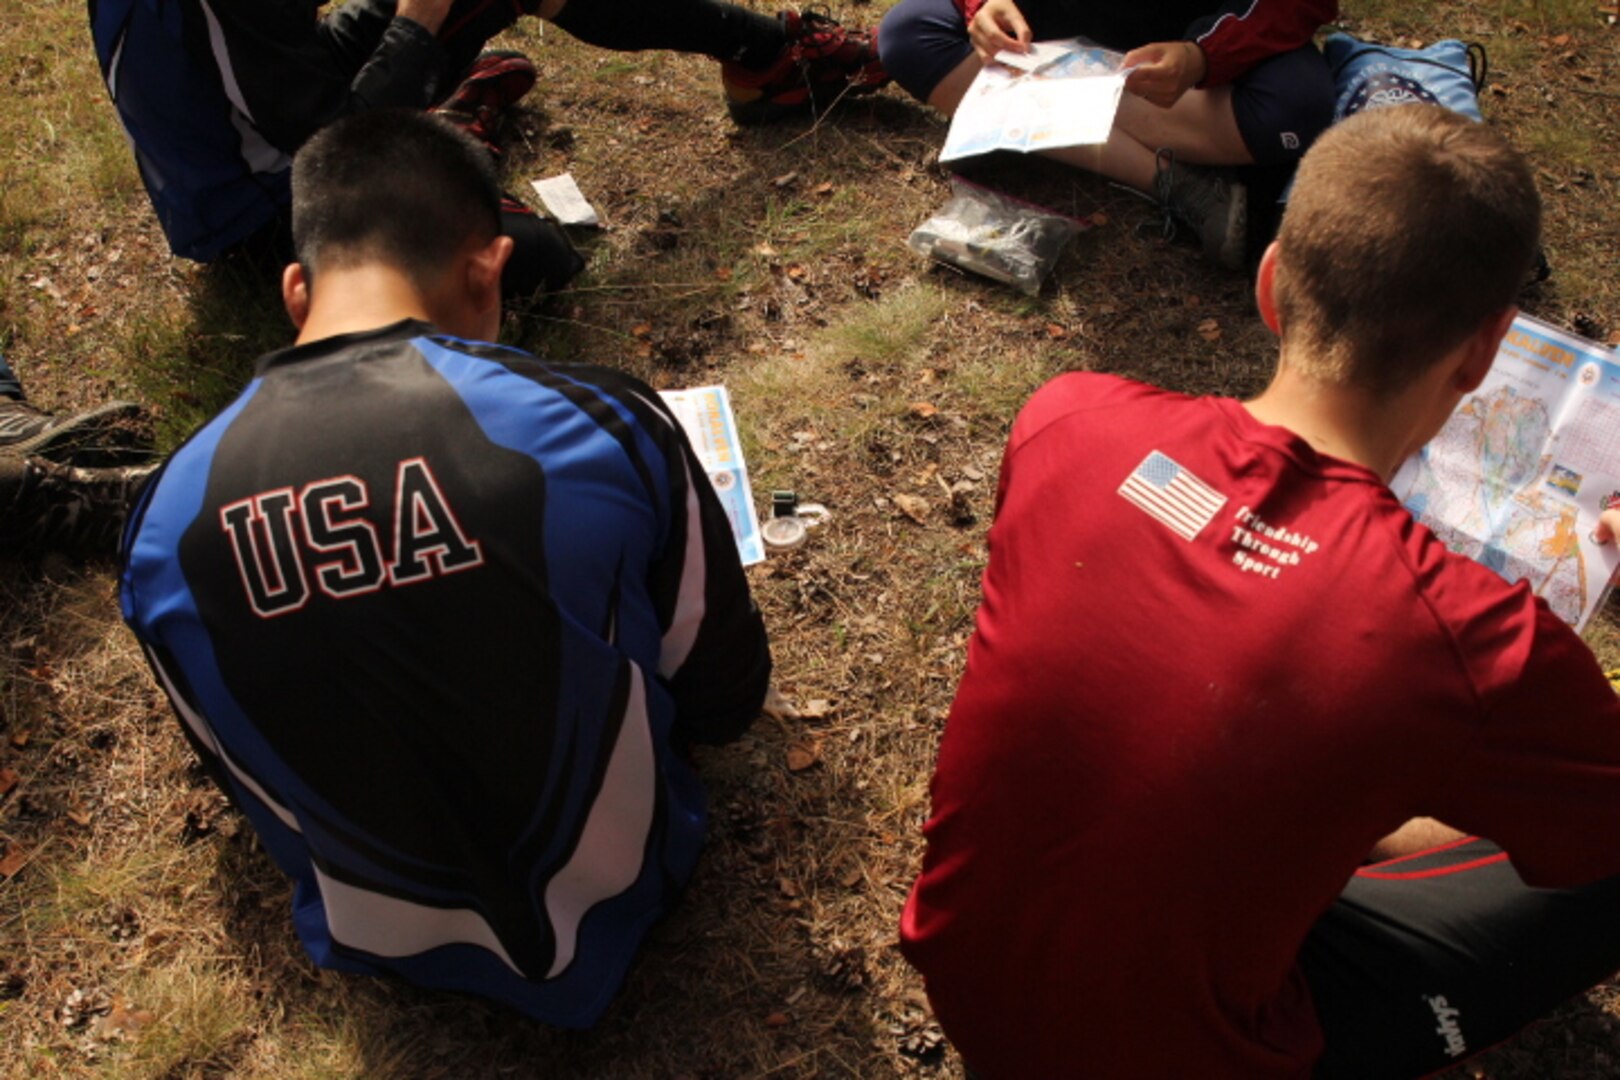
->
[1274, 105, 1541, 397]
[291, 109, 502, 285]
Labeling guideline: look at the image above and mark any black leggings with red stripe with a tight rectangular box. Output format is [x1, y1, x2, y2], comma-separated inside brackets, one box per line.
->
[1300, 837, 1620, 1079]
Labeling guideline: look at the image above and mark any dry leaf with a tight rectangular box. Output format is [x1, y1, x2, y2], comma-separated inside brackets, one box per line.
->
[777, 876, 801, 898]
[1045, 323, 1068, 340]
[893, 493, 930, 524]
[762, 686, 800, 721]
[786, 738, 822, 771]
[813, 181, 835, 197]
[0, 844, 27, 879]
[753, 242, 779, 258]
[800, 698, 832, 720]
[772, 171, 799, 188]
[1089, 211, 1109, 227]
[840, 865, 863, 888]
[1550, 33, 1571, 46]
[786, 263, 808, 281]
[631, 323, 653, 338]
[9, 730, 28, 748]
[908, 401, 939, 419]
[0, 768, 17, 797]
[766, 1011, 791, 1027]
[94, 994, 155, 1040]
[66, 802, 92, 827]
[714, 266, 733, 282]
[1197, 317, 1222, 342]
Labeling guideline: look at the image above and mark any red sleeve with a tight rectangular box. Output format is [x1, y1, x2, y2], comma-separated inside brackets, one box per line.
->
[1185, 0, 1338, 86]
[957, 0, 985, 23]
[1416, 540, 1620, 888]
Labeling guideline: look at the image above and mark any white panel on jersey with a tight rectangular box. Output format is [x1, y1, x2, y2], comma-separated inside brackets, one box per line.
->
[198, 0, 292, 175]
[315, 866, 521, 973]
[145, 644, 301, 833]
[543, 663, 657, 977]
[658, 458, 707, 677]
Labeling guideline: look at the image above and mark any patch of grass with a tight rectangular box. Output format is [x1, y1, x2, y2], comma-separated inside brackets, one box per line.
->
[35, 844, 186, 934]
[950, 339, 1059, 430]
[592, 59, 643, 79]
[821, 282, 947, 370]
[97, 968, 256, 1080]
[1498, 0, 1604, 33]
[119, 258, 288, 447]
[1519, 115, 1602, 172]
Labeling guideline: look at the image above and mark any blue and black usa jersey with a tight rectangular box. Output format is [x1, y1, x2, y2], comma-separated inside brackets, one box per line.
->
[120, 321, 770, 1026]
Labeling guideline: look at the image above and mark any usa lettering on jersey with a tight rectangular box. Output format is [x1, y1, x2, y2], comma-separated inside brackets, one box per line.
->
[221, 457, 483, 618]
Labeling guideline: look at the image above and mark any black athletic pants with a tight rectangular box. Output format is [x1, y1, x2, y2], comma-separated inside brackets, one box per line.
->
[957, 838, 1620, 1079]
[1303, 837, 1620, 1078]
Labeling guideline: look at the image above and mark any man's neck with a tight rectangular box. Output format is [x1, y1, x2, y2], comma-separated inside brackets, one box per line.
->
[1243, 354, 1446, 483]
[294, 264, 440, 347]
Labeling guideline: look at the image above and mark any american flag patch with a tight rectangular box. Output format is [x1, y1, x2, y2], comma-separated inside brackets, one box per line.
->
[1118, 451, 1227, 541]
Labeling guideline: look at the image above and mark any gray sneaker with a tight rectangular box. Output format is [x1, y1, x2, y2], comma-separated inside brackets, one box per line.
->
[0, 397, 148, 463]
[1152, 150, 1247, 271]
[0, 455, 160, 557]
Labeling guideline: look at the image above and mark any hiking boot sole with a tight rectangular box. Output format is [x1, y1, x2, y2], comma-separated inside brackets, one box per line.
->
[2, 401, 148, 464]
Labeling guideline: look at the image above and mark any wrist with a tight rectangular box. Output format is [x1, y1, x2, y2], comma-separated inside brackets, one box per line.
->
[1185, 40, 1208, 84]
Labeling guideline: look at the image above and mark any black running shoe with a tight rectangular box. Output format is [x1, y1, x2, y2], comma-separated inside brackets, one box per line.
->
[434, 50, 538, 156]
[723, 9, 890, 125]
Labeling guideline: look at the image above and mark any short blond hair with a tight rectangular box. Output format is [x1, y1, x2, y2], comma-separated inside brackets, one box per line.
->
[1274, 105, 1540, 396]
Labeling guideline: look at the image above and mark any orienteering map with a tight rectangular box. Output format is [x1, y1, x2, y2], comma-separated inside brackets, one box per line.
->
[1392, 314, 1620, 630]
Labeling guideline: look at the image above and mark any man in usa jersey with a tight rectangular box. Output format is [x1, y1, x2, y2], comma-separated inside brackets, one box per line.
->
[120, 108, 771, 1026]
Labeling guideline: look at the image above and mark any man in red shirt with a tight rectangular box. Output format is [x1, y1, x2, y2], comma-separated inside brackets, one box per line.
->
[901, 104, 1620, 1079]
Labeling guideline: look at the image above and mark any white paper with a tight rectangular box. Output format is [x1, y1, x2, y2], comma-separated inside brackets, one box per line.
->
[942, 39, 1129, 163]
[530, 173, 601, 227]
[1391, 314, 1620, 630]
[992, 41, 1073, 74]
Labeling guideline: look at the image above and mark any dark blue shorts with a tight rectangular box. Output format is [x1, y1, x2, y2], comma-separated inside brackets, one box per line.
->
[876, 0, 1334, 166]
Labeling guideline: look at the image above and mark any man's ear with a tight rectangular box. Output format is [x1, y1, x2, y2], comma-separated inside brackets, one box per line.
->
[1255, 242, 1282, 338]
[1456, 306, 1517, 394]
[467, 234, 514, 314]
[282, 262, 311, 329]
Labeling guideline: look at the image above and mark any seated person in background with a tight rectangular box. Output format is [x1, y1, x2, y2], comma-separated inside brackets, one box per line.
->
[901, 105, 1620, 1079]
[0, 358, 155, 558]
[878, 0, 1337, 268]
[120, 110, 771, 1026]
[90, 0, 885, 292]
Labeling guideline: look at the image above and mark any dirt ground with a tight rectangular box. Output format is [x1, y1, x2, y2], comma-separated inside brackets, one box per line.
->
[2, 0, 1619, 1077]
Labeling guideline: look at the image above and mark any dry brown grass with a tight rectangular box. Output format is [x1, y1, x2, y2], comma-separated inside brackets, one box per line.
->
[2, 0, 1619, 1077]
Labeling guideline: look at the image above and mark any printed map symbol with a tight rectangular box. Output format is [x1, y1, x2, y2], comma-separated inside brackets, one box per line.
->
[1403, 386, 1588, 625]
